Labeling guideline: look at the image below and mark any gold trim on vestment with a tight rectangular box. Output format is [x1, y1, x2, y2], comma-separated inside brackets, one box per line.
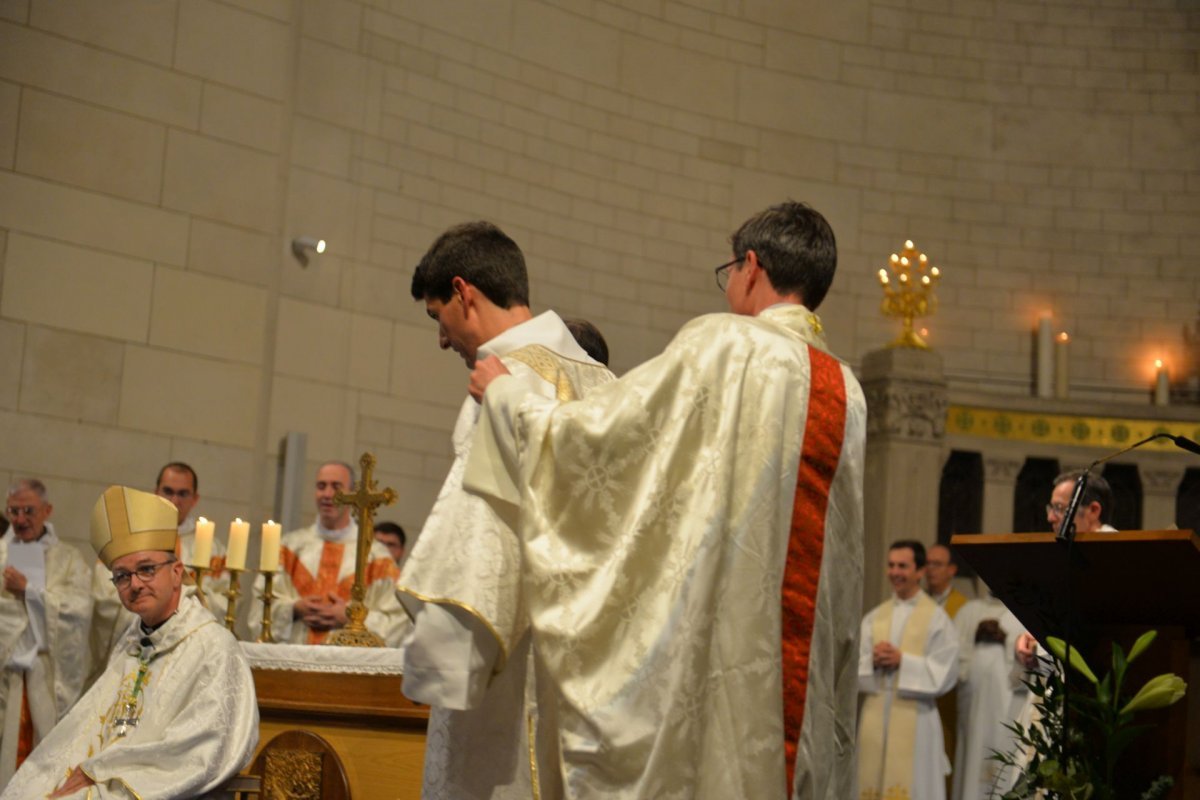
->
[505, 344, 589, 402]
[396, 587, 511, 672]
[527, 712, 541, 800]
[946, 405, 1200, 449]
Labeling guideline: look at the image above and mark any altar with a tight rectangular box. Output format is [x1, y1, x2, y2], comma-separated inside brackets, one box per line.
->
[242, 643, 428, 799]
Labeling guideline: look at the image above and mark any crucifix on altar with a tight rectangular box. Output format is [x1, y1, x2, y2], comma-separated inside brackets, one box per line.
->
[326, 452, 397, 648]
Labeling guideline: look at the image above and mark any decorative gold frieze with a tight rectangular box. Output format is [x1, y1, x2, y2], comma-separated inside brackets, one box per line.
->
[946, 405, 1200, 449]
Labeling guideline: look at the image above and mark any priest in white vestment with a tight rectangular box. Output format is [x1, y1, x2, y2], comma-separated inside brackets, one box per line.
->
[250, 461, 406, 646]
[0, 479, 92, 790]
[88, 463, 229, 686]
[398, 220, 614, 799]
[464, 203, 867, 800]
[858, 540, 958, 800]
[1, 485, 258, 800]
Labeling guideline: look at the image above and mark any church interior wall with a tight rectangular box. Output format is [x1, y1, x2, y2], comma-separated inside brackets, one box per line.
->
[0, 0, 1196, 565]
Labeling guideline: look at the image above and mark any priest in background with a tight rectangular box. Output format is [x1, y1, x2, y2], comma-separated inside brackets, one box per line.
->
[87, 462, 228, 685]
[398, 220, 613, 800]
[925, 544, 967, 618]
[0, 479, 92, 790]
[857, 539, 958, 800]
[1, 485, 257, 799]
[251, 461, 406, 645]
[465, 202, 866, 799]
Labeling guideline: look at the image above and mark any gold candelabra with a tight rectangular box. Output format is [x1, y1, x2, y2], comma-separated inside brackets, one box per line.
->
[189, 564, 210, 610]
[224, 568, 243, 634]
[877, 239, 941, 349]
[257, 571, 276, 643]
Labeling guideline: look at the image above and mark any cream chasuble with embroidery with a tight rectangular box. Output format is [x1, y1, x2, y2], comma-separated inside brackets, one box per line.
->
[250, 522, 405, 646]
[465, 305, 867, 800]
[399, 310, 613, 800]
[857, 592, 958, 800]
[0, 595, 258, 800]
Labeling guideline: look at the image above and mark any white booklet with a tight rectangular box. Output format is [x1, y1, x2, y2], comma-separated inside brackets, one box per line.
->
[6, 540, 46, 591]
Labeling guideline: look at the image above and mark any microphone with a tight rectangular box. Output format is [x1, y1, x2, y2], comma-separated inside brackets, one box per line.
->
[1056, 432, 1196, 542]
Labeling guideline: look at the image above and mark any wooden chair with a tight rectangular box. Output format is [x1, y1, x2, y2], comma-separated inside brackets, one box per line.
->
[249, 729, 351, 800]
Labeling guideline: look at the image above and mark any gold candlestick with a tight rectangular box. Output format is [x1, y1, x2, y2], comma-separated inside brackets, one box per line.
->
[877, 239, 942, 349]
[189, 564, 209, 610]
[257, 571, 276, 643]
[223, 567, 243, 635]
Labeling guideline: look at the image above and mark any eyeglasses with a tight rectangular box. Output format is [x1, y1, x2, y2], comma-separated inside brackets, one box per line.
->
[1045, 503, 1071, 517]
[157, 487, 194, 500]
[714, 257, 741, 291]
[111, 558, 177, 589]
[4, 506, 40, 518]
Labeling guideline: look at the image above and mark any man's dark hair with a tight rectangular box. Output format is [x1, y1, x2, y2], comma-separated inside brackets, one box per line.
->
[889, 539, 927, 569]
[375, 521, 406, 548]
[1054, 470, 1114, 525]
[156, 462, 198, 493]
[564, 318, 610, 365]
[729, 201, 837, 310]
[410, 221, 530, 308]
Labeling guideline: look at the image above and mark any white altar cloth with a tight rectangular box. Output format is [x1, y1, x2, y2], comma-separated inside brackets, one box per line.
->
[241, 642, 405, 675]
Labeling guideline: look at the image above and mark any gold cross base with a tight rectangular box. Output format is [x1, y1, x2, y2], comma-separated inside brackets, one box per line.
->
[326, 599, 384, 648]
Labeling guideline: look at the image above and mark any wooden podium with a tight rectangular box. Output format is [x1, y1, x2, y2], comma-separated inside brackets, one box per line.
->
[950, 529, 1200, 799]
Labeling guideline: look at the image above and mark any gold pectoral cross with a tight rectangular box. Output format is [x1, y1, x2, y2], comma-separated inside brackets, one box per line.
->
[326, 452, 396, 647]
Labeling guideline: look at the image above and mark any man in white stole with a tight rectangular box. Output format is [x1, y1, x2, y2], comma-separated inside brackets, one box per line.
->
[398, 221, 613, 799]
[88, 463, 229, 686]
[858, 540, 958, 800]
[464, 203, 867, 799]
[0, 479, 92, 790]
[2, 486, 258, 799]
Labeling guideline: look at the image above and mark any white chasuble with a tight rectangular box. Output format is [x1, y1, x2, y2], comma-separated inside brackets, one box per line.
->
[399, 310, 614, 800]
[465, 305, 867, 800]
[0, 526, 92, 789]
[857, 593, 958, 800]
[0, 595, 258, 799]
[250, 522, 405, 646]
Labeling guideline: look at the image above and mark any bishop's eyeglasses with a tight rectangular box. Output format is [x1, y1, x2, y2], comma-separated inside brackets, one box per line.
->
[111, 558, 177, 589]
[714, 257, 742, 291]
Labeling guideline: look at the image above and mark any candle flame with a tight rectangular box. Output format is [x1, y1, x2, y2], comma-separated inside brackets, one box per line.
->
[1057, 332, 1069, 343]
[1155, 359, 1163, 369]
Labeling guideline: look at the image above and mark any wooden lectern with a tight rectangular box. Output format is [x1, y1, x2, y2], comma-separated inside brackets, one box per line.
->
[951, 529, 1200, 800]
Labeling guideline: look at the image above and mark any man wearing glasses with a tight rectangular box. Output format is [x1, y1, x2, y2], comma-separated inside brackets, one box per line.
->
[1046, 470, 1117, 535]
[2, 486, 258, 799]
[0, 479, 91, 791]
[87, 463, 229, 687]
[466, 202, 866, 799]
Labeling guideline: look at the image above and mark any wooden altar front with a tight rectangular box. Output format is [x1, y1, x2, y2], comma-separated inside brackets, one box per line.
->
[242, 645, 428, 799]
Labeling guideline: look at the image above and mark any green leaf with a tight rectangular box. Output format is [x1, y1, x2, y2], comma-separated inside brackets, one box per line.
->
[1127, 629, 1157, 664]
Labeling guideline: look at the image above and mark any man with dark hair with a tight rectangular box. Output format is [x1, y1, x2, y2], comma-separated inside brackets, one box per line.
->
[373, 521, 406, 567]
[925, 544, 966, 619]
[466, 201, 866, 799]
[1046, 470, 1116, 534]
[0, 479, 91, 788]
[858, 540, 958, 800]
[563, 318, 610, 366]
[399, 219, 613, 800]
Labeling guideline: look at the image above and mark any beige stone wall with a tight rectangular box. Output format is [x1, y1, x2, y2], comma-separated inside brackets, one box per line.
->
[0, 0, 1196, 553]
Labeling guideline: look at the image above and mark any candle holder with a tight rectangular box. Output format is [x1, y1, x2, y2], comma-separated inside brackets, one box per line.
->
[877, 239, 941, 350]
[189, 564, 209, 610]
[223, 567, 243, 635]
[257, 571, 276, 644]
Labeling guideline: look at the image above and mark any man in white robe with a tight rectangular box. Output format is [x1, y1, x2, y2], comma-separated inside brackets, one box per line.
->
[858, 540, 958, 800]
[251, 461, 406, 645]
[0, 479, 92, 789]
[1046, 470, 1118, 535]
[397, 220, 614, 799]
[466, 202, 866, 799]
[2, 485, 258, 799]
[88, 463, 229, 685]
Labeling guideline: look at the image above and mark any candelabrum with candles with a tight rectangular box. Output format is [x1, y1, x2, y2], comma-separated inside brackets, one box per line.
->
[256, 521, 281, 643]
[189, 516, 216, 610]
[877, 240, 941, 349]
[223, 518, 250, 635]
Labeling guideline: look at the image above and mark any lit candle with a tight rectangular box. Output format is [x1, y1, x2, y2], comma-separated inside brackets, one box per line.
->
[1036, 313, 1053, 398]
[1154, 360, 1169, 406]
[226, 518, 249, 570]
[192, 517, 214, 568]
[1055, 332, 1069, 399]
[259, 521, 282, 572]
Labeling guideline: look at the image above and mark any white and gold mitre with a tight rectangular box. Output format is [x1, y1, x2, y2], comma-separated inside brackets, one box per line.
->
[91, 486, 178, 567]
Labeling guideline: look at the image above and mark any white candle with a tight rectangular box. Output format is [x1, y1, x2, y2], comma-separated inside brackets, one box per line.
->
[1055, 332, 1069, 399]
[226, 518, 249, 570]
[259, 520, 282, 572]
[1154, 360, 1170, 406]
[192, 517, 214, 568]
[1036, 313, 1053, 398]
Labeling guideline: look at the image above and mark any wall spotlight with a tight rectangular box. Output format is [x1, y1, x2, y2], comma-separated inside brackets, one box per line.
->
[291, 236, 327, 267]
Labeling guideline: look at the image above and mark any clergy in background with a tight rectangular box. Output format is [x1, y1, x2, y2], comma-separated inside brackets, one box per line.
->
[87, 462, 229, 685]
[925, 544, 967, 618]
[251, 461, 406, 645]
[465, 201, 866, 799]
[858, 539, 959, 800]
[0, 479, 92, 790]
[1, 485, 258, 799]
[397, 220, 613, 799]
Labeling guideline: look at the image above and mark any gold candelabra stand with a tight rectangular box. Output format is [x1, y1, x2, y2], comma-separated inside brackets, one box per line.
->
[189, 564, 210, 611]
[257, 571, 276, 643]
[877, 239, 941, 349]
[224, 568, 243, 634]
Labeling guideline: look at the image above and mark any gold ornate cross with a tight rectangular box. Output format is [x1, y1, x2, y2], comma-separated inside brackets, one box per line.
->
[327, 452, 396, 647]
